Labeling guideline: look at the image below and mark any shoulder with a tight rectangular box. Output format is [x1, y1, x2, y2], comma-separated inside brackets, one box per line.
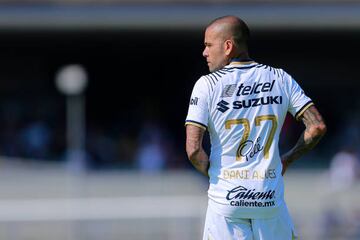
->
[190, 76, 212, 98]
[255, 63, 295, 85]
[256, 63, 287, 78]
[201, 68, 234, 92]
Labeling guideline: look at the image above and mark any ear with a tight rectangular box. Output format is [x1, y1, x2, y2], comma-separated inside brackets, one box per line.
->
[224, 40, 234, 56]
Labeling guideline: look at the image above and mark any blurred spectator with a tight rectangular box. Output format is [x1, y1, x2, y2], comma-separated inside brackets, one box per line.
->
[19, 120, 51, 159]
[320, 207, 344, 239]
[0, 101, 22, 157]
[117, 135, 137, 168]
[135, 121, 167, 173]
[321, 144, 360, 239]
[329, 147, 360, 191]
[337, 112, 360, 151]
[87, 126, 118, 169]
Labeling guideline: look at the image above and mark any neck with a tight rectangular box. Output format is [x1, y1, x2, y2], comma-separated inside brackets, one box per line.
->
[231, 52, 250, 62]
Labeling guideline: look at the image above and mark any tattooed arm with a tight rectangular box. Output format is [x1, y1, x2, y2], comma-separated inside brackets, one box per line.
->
[281, 106, 327, 175]
[186, 125, 209, 177]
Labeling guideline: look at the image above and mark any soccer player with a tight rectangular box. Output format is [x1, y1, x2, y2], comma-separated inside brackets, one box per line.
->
[185, 16, 326, 239]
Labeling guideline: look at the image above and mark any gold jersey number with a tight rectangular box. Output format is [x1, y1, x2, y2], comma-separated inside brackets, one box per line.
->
[225, 115, 277, 161]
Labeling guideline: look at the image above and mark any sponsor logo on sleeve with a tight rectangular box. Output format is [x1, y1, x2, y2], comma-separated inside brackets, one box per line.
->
[190, 97, 199, 106]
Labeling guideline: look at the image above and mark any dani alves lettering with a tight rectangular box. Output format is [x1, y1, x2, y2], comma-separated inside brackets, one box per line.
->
[226, 185, 276, 207]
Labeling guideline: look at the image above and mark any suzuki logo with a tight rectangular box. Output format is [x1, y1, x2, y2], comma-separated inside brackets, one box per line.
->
[217, 100, 230, 113]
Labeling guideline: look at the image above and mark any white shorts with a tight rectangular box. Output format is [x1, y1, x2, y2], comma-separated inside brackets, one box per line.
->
[203, 204, 298, 240]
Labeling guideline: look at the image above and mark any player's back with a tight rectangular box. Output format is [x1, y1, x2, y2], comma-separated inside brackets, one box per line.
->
[186, 60, 313, 218]
[206, 62, 288, 168]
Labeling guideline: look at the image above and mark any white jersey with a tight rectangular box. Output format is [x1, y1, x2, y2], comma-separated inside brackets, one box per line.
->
[185, 60, 313, 219]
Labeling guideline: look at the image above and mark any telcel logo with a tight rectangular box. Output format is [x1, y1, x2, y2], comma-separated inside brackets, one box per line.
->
[236, 80, 275, 96]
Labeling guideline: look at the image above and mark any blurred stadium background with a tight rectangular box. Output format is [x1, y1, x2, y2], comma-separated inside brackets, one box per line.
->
[0, 0, 359, 239]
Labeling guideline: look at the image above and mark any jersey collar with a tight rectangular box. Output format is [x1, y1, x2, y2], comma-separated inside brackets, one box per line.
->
[227, 58, 256, 67]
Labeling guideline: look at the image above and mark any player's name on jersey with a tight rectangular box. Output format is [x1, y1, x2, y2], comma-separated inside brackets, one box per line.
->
[223, 169, 276, 180]
[236, 80, 275, 96]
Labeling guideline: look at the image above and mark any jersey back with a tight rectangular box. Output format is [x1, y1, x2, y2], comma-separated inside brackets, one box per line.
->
[185, 61, 313, 219]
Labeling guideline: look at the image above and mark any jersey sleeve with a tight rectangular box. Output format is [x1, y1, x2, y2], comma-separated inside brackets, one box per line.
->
[185, 77, 210, 130]
[285, 73, 314, 120]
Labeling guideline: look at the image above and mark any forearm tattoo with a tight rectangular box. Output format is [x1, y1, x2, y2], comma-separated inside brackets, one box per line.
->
[190, 151, 210, 176]
[186, 125, 210, 177]
[284, 106, 326, 164]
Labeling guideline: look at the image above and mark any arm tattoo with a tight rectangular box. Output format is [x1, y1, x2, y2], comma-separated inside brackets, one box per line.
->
[302, 106, 324, 129]
[283, 106, 326, 165]
[190, 153, 210, 176]
[186, 125, 210, 177]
